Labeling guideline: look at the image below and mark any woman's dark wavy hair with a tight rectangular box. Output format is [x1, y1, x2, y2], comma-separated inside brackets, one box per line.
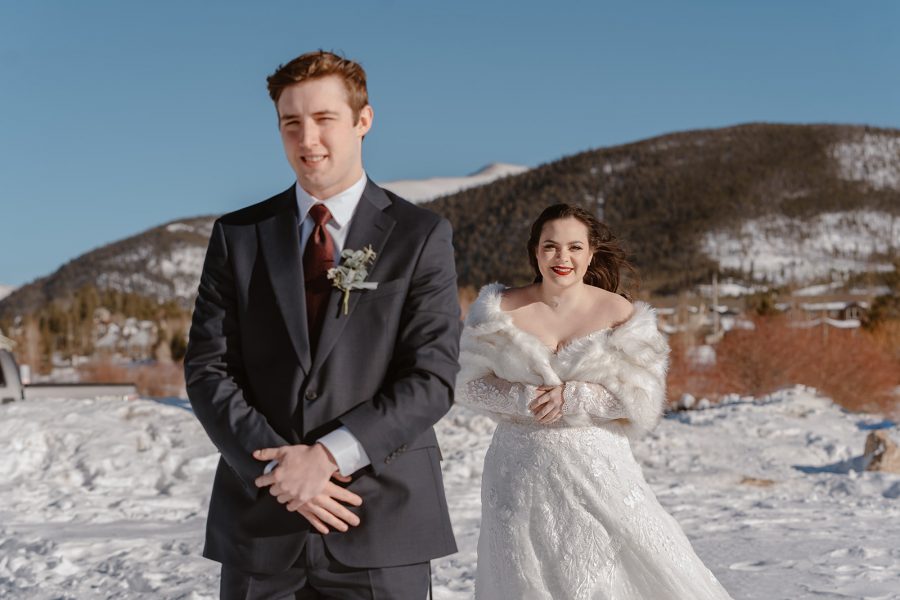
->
[527, 203, 638, 299]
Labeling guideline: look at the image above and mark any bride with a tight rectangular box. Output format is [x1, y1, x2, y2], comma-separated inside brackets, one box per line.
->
[456, 203, 734, 599]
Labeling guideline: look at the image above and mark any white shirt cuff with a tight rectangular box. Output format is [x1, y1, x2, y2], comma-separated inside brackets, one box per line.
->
[317, 426, 372, 476]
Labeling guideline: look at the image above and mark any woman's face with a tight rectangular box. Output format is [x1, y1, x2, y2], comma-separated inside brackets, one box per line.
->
[536, 217, 592, 286]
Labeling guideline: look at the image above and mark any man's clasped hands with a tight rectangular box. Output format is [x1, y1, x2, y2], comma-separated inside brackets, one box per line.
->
[253, 443, 362, 535]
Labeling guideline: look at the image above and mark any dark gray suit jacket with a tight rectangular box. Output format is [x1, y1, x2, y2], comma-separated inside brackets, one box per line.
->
[184, 180, 460, 574]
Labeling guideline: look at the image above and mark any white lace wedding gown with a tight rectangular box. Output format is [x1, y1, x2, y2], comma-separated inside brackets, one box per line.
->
[456, 283, 734, 600]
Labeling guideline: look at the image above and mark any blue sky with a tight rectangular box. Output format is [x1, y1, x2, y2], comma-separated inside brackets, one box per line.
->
[1, 0, 898, 287]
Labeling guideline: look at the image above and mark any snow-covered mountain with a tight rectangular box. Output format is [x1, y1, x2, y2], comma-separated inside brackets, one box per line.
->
[381, 162, 529, 203]
[1, 387, 898, 598]
[2, 124, 898, 322]
[0, 217, 214, 315]
[428, 123, 900, 291]
[698, 131, 900, 285]
[0, 285, 16, 302]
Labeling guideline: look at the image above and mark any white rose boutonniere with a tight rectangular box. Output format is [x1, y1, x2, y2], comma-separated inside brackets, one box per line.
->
[327, 245, 378, 315]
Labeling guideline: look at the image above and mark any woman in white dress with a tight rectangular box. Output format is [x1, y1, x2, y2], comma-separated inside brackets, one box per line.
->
[456, 203, 733, 600]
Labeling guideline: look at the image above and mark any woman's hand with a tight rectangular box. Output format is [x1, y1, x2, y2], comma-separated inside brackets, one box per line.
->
[529, 384, 565, 424]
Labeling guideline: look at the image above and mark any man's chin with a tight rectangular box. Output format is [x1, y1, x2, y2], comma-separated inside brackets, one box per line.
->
[296, 175, 332, 198]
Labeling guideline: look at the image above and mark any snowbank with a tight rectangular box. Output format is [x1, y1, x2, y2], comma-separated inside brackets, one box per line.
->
[1, 387, 898, 599]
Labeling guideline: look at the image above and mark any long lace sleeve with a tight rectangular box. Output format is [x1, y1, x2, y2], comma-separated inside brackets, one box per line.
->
[561, 381, 629, 423]
[456, 374, 540, 422]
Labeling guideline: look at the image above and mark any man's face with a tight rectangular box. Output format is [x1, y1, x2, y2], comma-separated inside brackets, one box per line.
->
[277, 75, 373, 199]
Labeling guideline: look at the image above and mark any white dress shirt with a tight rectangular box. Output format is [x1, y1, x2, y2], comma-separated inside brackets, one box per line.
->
[295, 173, 368, 267]
[265, 172, 373, 477]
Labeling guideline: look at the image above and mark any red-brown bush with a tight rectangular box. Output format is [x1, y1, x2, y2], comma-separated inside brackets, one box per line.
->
[78, 358, 185, 398]
[668, 316, 899, 417]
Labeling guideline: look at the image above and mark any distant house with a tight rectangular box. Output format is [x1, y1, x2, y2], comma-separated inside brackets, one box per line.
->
[652, 291, 871, 339]
[782, 299, 869, 331]
[798, 300, 868, 320]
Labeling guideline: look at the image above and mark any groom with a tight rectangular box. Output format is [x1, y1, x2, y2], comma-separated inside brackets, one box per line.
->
[185, 50, 460, 598]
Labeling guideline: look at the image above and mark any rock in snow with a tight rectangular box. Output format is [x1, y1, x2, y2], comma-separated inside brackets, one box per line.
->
[865, 430, 900, 474]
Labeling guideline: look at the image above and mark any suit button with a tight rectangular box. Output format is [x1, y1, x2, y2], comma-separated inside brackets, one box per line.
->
[305, 390, 318, 401]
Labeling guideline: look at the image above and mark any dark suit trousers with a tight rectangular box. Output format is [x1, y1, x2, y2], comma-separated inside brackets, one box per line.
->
[219, 533, 431, 600]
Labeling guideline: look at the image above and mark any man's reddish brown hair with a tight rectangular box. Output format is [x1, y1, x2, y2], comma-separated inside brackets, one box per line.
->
[266, 50, 369, 123]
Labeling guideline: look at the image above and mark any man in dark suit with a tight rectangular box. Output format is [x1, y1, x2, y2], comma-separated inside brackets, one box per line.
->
[184, 50, 460, 599]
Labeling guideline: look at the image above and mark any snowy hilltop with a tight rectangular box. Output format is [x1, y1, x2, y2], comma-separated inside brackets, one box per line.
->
[380, 162, 530, 203]
[1, 387, 898, 599]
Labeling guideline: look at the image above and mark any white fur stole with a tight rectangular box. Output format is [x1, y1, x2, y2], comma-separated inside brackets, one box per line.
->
[457, 283, 671, 439]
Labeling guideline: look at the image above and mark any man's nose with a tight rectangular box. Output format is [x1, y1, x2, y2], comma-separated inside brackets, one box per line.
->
[300, 123, 318, 147]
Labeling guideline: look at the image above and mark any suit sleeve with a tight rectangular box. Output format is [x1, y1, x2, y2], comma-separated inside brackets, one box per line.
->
[184, 219, 290, 497]
[339, 217, 461, 476]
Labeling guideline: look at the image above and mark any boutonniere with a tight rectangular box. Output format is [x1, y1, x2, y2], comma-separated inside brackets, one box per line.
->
[327, 245, 378, 315]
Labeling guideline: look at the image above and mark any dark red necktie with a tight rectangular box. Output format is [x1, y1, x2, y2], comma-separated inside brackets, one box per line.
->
[303, 204, 335, 354]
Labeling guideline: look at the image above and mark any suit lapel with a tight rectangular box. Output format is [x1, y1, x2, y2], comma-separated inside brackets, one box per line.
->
[258, 187, 313, 373]
[311, 180, 396, 374]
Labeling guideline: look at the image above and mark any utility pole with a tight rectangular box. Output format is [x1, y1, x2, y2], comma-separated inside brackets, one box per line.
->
[712, 271, 720, 337]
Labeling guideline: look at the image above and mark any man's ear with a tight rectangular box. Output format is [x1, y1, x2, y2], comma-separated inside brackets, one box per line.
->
[357, 105, 373, 137]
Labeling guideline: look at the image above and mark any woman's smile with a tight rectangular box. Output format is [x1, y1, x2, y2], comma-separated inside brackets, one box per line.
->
[550, 265, 574, 276]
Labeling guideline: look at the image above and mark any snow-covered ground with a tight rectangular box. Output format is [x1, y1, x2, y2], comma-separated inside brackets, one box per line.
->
[1, 388, 899, 599]
[381, 163, 529, 203]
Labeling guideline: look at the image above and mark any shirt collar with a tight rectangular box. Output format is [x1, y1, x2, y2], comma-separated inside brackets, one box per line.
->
[295, 172, 368, 229]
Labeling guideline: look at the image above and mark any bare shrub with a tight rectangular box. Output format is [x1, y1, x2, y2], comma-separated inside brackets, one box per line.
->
[669, 316, 899, 416]
[666, 331, 719, 404]
[133, 361, 185, 397]
[78, 358, 185, 398]
[714, 316, 812, 398]
[869, 319, 900, 363]
[78, 358, 132, 383]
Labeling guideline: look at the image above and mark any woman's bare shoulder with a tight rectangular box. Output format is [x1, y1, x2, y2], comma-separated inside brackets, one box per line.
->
[588, 287, 634, 322]
[499, 284, 537, 312]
